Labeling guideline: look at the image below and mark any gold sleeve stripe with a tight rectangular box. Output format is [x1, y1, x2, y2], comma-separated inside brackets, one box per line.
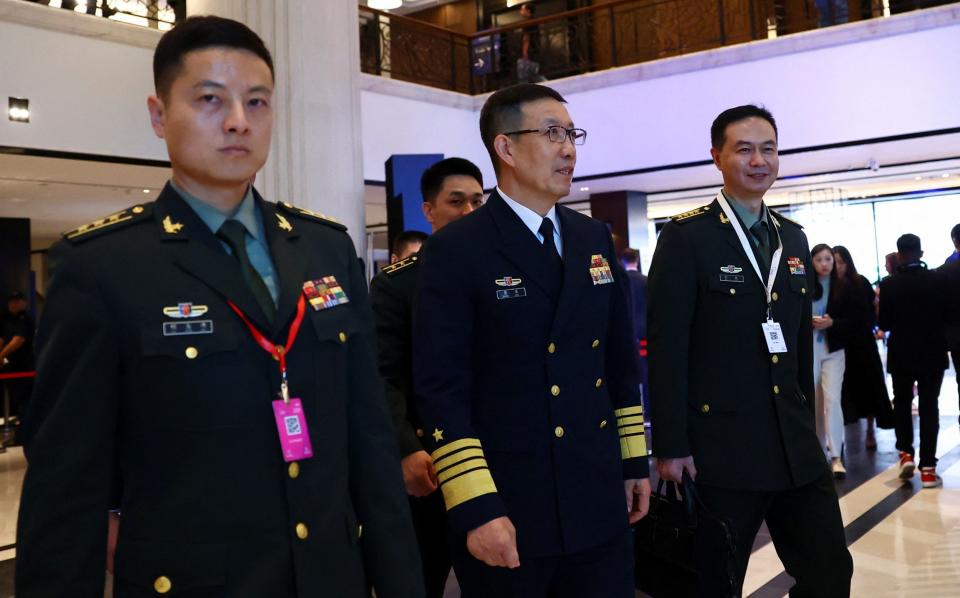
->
[614, 405, 644, 418]
[431, 437, 482, 461]
[435, 447, 486, 472]
[618, 424, 646, 437]
[437, 457, 489, 484]
[620, 433, 648, 460]
[440, 467, 498, 510]
[616, 415, 645, 427]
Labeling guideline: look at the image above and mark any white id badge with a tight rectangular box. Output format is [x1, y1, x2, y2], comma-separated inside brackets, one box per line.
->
[762, 320, 788, 354]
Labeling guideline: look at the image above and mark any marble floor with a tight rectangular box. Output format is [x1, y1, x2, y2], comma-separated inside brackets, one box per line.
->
[1, 380, 958, 598]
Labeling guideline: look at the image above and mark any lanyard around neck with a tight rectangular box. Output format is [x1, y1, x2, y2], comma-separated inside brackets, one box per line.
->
[227, 294, 307, 403]
[716, 192, 783, 317]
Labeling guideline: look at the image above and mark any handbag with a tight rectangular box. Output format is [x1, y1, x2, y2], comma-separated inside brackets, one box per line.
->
[634, 473, 739, 597]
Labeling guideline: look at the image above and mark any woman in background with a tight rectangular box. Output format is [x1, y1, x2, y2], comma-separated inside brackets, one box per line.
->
[811, 244, 856, 478]
[833, 246, 894, 448]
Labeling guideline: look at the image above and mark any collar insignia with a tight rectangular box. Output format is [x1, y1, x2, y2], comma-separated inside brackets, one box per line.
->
[276, 213, 293, 232]
[162, 216, 184, 234]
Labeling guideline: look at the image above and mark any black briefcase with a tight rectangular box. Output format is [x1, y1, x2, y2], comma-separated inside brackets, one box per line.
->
[634, 474, 738, 597]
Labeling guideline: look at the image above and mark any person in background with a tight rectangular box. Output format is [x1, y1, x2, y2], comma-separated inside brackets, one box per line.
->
[938, 234, 960, 425]
[944, 223, 960, 264]
[832, 246, 893, 449]
[815, 0, 848, 26]
[0, 291, 35, 440]
[622, 248, 649, 414]
[810, 244, 853, 478]
[369, 157, 485, 598]
[516, 2, 545, 83]
[879, 233, 948, 488]
[390, 230, 428, 264]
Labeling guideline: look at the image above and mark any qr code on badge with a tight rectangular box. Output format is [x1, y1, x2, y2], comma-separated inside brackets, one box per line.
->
[769, 330, 780, 341]
[284, 415, 302, 436]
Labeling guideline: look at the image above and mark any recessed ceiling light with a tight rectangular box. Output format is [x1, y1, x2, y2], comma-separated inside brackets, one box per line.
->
[914, 176, 922, 181]
[368, 0, 402, 9]
[579, 187, 590, 192]
[942, 173, 951, 178]
[142, 189, 151, 193]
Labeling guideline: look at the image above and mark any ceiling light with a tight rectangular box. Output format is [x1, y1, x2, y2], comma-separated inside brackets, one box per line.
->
[368, 0, 402, 9]
[8, 97, 29, 123]
[942, 173, 951, 178]
[142, 189, 151, 193]
[914, 176, 922, 181]
[580, 186, 590, 192]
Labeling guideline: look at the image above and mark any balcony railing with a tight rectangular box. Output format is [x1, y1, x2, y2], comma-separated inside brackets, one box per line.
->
[359, 0, 957, 95]
[18, 0, 183, 30]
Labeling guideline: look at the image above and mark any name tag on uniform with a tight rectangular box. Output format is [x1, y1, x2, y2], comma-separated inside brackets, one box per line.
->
[761, 320, 788, 353]
[272, 398, 314, 462]
[162, 320, 214, 336]
[496, 288, 527, 300]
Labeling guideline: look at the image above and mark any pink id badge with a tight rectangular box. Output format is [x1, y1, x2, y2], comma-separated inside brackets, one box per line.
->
[272, 398, 314, 462]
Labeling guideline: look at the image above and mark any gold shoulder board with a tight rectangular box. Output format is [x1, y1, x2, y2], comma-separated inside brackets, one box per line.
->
[381, 255, 419, 276]
[670, 204, 712, 224]
[64, 204, 151, 243]
[278, 202, 347, 232]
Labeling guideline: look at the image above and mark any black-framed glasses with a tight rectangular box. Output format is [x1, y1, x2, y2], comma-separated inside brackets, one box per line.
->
[504, 125, 587, 146]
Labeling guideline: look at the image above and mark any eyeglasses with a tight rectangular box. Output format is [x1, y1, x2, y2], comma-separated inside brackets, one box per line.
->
[504, 125, 587, 146]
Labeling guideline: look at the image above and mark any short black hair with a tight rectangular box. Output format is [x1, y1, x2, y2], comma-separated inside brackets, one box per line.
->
[479, 83, 566, 174]
[711, 105, 778, 150]
[622, 248, 639, 265]
[897, 233, 922, 254]
[420, 157, 484, 203]
[392, 230, 428, 256]
[153, 16, 274, 99]
[951, 223, 960, 245]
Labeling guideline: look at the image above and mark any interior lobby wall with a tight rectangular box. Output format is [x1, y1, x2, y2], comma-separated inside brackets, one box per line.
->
[0, 19, 165, 161]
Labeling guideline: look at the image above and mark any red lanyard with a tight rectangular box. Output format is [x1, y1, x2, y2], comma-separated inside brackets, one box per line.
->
[227, 294, 307, 403]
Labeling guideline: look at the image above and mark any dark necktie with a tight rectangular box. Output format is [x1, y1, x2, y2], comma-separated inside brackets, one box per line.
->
[217, 219, 276, 323]
[538, 217, 563, 297]
[750, 219, 771, 276]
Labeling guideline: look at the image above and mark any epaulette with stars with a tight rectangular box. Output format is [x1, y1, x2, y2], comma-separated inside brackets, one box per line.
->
[380, 254, 419, 276]
[277, 202, 347, 232]
[63, 204, 153, 243]
[670, 204, 712, 224]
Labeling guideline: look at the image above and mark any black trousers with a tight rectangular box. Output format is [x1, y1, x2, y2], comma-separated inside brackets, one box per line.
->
[410, 491, 451, 598]
[892, 368, 944, 469]
[451, 529, 634, 598]
[695, 470, 852, 598]
[949, 339, 960, 420]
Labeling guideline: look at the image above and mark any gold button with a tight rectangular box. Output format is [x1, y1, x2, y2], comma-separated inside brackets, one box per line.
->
[288, 462, 300, 479]
[592, 339, 600, 349]
[554, 426, 565, 438]
[154, 576, 172, 594]
[416, 428, 424, 438]
[358, 524, 363, 538]
[801, 287, 807, 295]
[729, 288, 736, 295]
[773, 385, 780, 395]
[132, 206, 144, 214]
[595, 378, 603, 388]
[551, 385, 560, 397]
[547, 342, 556, 354]
[295, 522, 309, 540]
[771, 355, 779, 364]
[772, 292, 779, 301]
[701, 404, 710, 413]
[599, 419, 607, 428]
[184, 346, 198, 359]
[338, 331, 347, 343]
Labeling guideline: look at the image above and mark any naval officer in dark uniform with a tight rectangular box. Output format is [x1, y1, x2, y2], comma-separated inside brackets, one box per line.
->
[16, 17, 422, 597]
[369, 157, 485, 597]
[648, 105, 852, 597]
[413, 84, 651, 597]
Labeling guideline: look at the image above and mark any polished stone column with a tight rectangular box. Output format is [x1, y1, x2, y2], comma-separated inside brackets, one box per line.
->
[188, 0, 366, 252]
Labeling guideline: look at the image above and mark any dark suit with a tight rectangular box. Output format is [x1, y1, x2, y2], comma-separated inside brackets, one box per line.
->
[626, 269, 649, 414]
[16, 184, 423, 597]
[878, 261, 947, 469]
[370, 255, 451, 598]
[939, 258, 960, 421]
[413, 192, 648, 597]
[648, 198, 851, 596]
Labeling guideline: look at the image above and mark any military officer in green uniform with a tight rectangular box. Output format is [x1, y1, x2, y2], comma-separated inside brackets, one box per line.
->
[648, 105, 852, 597]
[369, 157, 485, 597]
[16, 16, 421, 597]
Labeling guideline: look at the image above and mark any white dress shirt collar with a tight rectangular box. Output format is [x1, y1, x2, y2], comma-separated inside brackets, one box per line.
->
[496, 186, 563, 257]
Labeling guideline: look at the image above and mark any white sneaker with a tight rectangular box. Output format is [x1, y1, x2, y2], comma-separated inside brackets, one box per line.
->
[831, 458, 846, 479]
